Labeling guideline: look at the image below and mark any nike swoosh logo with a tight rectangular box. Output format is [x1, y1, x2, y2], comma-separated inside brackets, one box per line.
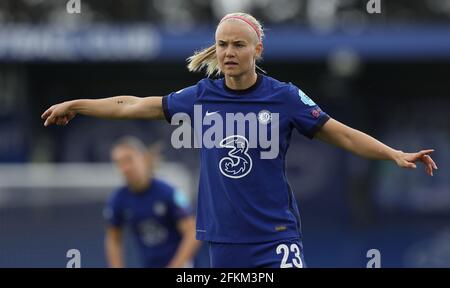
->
[205, 111, 219, 116]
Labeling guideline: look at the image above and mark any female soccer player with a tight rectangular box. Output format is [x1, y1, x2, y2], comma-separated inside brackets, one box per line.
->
[105, 136, 200, 268]
[42, 13, 437, 268]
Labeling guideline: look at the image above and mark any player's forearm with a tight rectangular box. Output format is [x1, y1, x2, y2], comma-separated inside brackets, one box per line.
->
[66, 96, 138, 119]
[316, 119, 401, 162]
[341, 128, 400, 162]
[67, 96, 164, 120]
[105, 238, 124, 268]
[167, 232, 200, 268]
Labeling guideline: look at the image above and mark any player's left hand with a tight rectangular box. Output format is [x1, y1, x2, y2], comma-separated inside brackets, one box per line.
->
[394, 149, 437, 176]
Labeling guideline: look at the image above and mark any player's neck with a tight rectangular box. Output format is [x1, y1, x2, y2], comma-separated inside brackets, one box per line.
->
[225, 72, 258, 91]
[129, 178, 151, 193]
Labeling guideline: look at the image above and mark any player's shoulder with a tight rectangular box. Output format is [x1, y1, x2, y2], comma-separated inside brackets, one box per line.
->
[151, 178, 186, 206]
[107, 185, 129, 204]
[197, 77, 224, 92]
[263, 75, 306, 103]
[171, 77, 218, 99]
[263, 75, 299, 94]
[151, 177, 173, 188]
[117, 185, 131, 195]
[186, 77, 219, 89]
[151, 178, 176, 195]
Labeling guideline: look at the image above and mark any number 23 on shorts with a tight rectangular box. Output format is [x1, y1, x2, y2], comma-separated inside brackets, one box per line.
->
[276, 243, 304, 268]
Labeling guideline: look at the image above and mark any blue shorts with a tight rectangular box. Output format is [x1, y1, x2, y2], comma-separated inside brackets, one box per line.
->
[208, 238, 306, 268]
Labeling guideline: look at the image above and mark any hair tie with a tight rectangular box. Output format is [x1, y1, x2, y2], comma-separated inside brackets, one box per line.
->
[220, 16, 261, 42]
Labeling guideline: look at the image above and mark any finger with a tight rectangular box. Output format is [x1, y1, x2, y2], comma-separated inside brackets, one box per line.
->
[421, 155, 432, 164]
[418, 149, 434, 157]
[41, 109, 49, 119]
[425, 165, 431, 176]
[426, 168, 431, 177]
[56, 117, 66, 126]
[44, 116, 54, 127]
[422, 155, 438, 170]
[44, 115, 54, 126]
[67, 112, 76, 121]
[69, 113, 76, 121]
[409, 150, 434, 163]
[424, 160, 433, 174]
[404, 162, 417, 169]
[41, 107, 53, 119]
[427, 156, 438, 170]
[425, 164, 433, 176]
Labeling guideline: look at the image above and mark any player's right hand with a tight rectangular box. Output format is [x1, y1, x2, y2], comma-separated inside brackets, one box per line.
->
[41, 102, 76, 127]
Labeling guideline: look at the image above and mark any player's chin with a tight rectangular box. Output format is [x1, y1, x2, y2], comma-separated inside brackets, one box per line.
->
[222, 68, 242, 77]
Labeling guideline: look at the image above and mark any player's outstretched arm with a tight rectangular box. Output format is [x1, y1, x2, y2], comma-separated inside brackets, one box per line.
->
[41, 96, 164, 126]
[314, 118, 438, 176]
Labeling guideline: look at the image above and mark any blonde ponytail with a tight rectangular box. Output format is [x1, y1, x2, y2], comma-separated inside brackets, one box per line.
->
[187, 44, 220, 77]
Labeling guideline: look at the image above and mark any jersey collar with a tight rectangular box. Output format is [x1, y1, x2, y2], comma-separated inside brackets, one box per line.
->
[223, 74, 263, 95]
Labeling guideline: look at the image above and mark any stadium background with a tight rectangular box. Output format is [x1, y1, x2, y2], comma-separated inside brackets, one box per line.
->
[0, 0, 449, 267]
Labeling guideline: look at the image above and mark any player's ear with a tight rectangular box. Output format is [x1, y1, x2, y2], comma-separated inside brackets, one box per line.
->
[255, 43, 263, 59]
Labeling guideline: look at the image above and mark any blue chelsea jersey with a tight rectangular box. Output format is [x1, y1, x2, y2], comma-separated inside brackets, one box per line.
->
[104, 178, 192, 267]
[162, 74, 330, 243]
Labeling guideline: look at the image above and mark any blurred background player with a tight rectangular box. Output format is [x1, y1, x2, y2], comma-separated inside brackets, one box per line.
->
[104, 136, 200, 268]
